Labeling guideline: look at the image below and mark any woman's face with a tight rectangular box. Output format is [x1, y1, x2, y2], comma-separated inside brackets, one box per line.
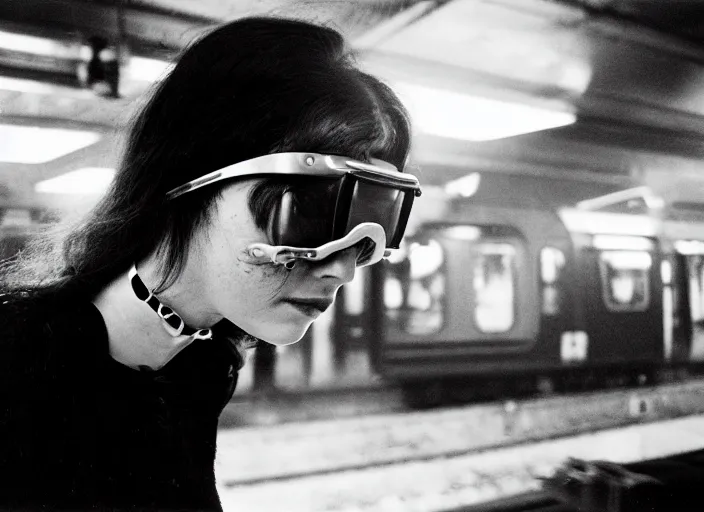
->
[191, 179, 358, 345]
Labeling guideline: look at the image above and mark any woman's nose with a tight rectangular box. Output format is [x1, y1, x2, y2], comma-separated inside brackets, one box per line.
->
[310, 247, 357, 284]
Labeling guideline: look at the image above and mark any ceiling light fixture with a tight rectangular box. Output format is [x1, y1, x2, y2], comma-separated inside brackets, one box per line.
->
[393, 82, 576, 141]
[0, 124, 102, 163]
[0, 30, 76, 58]
[444, 172, 481, 198]
[0, 76, 70, 95]
[35, 167, 115, 195]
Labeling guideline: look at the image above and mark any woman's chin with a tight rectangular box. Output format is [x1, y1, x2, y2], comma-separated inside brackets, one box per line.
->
[251, 322, 312, 346]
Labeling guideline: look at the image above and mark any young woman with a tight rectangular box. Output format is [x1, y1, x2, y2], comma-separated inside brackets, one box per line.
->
[0, 16, 419, 511]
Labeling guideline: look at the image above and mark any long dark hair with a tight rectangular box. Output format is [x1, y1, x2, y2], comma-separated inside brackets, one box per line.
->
[2, 17, 411, 306]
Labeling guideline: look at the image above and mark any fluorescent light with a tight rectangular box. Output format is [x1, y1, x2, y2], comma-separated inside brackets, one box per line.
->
[127, 56, 174, 82]
[0, 30, 62, 57]
[0, 29, 81, 60]
[0, 124, 101, 163]
[444, 172, 481, 198]
[592, 235, 654, 251]
[35, 167, 115, 195]
[558, 209, 659, 237]
[443, 225, 481, 240]
[393, 83, 576, 141]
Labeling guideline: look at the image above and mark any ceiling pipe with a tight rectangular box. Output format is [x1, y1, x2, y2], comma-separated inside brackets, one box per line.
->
[0, 0, 215, 57]
[546, 0, 704, 64]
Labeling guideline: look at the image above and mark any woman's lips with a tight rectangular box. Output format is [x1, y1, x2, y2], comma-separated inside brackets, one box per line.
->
[282, 298, 333, 316]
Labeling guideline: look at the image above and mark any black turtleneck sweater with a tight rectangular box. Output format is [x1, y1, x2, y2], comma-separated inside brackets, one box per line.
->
[0, 293, 240, 511]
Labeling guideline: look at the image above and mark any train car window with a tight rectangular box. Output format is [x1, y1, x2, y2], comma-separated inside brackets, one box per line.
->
[383, 239, 445, 335]
[599, 251, 652, 312]
[473, 243, 516, 333]
[687, 255, 704, 324]
[541, 247, 565, 284]
[541, 247, 566, 316]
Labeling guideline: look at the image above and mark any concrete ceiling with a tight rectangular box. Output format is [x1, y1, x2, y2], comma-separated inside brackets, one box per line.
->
[570, 0, 704, 44]
[3, 0, 704, 212]
[135, 0, 417, 36]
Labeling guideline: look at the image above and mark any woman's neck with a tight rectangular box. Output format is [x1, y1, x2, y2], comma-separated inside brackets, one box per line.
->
[92, 261, 221, 370]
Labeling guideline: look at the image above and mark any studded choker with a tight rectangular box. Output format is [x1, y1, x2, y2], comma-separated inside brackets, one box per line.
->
[128, 264, 213, 341]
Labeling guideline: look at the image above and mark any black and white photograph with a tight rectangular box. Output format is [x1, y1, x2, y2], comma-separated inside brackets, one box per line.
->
[0, 0, 703, 510]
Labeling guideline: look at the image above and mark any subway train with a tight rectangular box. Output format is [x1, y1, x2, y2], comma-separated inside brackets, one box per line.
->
[323, 171, 704, 404]
[2, 172, 704, 404]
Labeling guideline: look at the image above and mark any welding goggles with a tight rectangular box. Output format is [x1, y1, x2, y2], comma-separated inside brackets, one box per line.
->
[166, 152, 422, 267]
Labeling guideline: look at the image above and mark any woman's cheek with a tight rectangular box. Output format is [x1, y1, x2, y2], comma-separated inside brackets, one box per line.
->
[237, 263, 288, 306]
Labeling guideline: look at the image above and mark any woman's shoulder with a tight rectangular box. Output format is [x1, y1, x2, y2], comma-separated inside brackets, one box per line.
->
[0, 289, 107, 358]
[0, 288, 75, 322]
[0, 290, 49, 331]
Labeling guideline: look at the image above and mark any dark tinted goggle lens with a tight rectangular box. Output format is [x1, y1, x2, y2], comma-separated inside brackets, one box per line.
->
[271, 179, 339, 248]
[270, 176, 410, 249]
[340, 179, 407, 249]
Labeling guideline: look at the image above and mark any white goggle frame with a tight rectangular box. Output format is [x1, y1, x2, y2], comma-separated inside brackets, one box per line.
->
[167, 152, 421, 268]
[166, 152, 419, 199]
[247, 223, 388, 268]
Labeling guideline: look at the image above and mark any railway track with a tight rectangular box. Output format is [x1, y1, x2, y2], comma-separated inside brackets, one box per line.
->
[215, 378, 704, 511]
[217, 414, 704, 511]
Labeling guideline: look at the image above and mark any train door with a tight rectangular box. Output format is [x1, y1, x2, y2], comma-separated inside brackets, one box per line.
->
[667, 251, 693, 363]
[576, 235, 663, 365]
[375, 223, 539, 379]
[672, 242, 704, 361]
